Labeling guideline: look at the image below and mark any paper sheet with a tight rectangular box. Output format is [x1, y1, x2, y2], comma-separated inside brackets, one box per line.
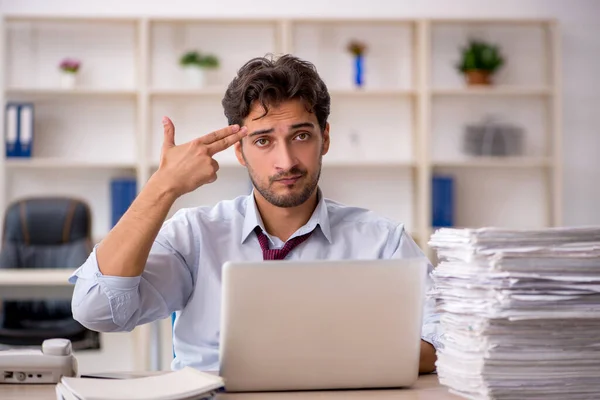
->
[429, 227, 600, 399]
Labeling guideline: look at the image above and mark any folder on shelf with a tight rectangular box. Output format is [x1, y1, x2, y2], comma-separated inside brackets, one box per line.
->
[4, 102, 34, 158]
[5, 103, 19, 158]
[432, 175, 454, 228]
[18, 103, 34, 158]
[110, 177, 137, 227]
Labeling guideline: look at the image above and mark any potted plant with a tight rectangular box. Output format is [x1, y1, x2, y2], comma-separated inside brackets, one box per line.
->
[456, 39, 505, 85]
[179, 51, 220, 88]
[58, 58, 81, 89]
[347, 40, 367, 88]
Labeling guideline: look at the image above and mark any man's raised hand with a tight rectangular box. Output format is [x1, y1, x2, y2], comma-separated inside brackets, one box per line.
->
[155, 116, 248, 198]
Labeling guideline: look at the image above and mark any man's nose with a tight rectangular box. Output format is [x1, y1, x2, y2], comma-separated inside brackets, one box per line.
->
[274, 142, 297, 172]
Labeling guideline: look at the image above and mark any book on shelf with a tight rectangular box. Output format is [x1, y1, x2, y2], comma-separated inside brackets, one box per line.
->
[55, 367, 223, 400]
[432, 175, 454, 228]
[4, 102, 34, 158]
[110, 177, 137, 227]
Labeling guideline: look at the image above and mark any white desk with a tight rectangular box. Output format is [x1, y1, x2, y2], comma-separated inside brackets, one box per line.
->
[0, 374, 462, 400]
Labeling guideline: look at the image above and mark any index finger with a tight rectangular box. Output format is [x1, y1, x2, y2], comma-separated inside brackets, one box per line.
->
[206, 126, 248, 155]
[198, 124, 241, 145]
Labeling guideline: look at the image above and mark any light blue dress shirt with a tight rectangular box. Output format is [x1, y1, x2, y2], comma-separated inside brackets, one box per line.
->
[70, 189, 442, 371]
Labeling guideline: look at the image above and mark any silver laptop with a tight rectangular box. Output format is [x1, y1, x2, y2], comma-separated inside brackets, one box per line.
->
[218, 258, 428, 392]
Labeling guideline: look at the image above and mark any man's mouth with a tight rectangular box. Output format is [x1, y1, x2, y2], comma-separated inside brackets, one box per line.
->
[274, 175, 302, 185]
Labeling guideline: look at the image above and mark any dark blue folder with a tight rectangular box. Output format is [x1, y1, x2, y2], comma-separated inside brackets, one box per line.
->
[110, 178, 137, 227]
[5, 102, 34, 158]
[432, 175, 454, 228]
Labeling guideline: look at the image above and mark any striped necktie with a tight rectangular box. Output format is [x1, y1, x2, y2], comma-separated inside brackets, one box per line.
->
[254, 226, 313, 260]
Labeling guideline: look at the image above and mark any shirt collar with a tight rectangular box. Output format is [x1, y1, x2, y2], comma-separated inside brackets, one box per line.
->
[240, 188, 332, 244]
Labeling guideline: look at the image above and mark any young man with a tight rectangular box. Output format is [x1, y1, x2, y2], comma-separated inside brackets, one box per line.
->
[70, 55, 440, 373]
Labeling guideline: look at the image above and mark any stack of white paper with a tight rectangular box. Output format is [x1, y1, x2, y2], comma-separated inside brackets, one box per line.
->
[55, 367, 223, 400]
[429, 227, 600, 400]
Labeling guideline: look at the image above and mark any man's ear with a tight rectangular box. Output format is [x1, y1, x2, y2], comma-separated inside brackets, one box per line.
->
[235, 141, 247, 167]
[322, 122, 330, 155]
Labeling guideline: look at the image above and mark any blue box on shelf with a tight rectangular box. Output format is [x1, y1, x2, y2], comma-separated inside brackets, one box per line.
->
[110, 177, 137, 227]
[5, 102, 34, 158]
[432, 175, 454, 228]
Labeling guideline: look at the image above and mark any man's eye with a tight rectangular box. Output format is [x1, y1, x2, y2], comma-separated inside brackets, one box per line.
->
[295, 133, 310, 141]
[255, 138, 269, 147]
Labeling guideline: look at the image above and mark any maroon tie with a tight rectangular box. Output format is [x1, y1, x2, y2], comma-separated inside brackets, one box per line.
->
[255, 226, 313, 260]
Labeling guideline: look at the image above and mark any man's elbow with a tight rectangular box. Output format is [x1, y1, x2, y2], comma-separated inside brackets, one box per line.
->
[71, 297, 129, 333]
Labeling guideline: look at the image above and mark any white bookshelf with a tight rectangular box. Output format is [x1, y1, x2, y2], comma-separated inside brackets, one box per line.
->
[0, 16, 562, 370]
[433, 156, 553, 168]
[428, 19, 562, 235]
[5, 158, 136, 169]
[6, 88, 138, 97]
[432, 86, 552, 96]
[0, 14, 562, 256]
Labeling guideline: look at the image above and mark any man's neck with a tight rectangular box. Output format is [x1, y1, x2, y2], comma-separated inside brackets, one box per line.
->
[254, 189, 319, 242]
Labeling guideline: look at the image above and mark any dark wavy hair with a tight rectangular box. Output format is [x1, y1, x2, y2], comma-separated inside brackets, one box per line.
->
[222, 54, 330, 132]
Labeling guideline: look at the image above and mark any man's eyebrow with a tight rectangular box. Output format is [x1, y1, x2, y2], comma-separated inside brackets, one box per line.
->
[290, 122, 315, 130]
[248, 128, 274, 137]
[248, 122, 315, 137]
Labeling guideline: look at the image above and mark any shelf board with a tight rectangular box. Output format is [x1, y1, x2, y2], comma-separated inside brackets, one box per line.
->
[150, 159, 413, 169]
[149, 87, 226, 97]
[433, 157, 553, 168]
[430, 18, 555, 25]
[149, 160, 241, 170]
[149, 88, 416, 98]
[5, 15, 139, 24]
[323, 159, 415, 167]
[5, 158, 137, 169]
[6, 87, 138, 97]
[329, 88, 416, 97]
[432, 86, 552, 97]
[0, 268, 76, 286]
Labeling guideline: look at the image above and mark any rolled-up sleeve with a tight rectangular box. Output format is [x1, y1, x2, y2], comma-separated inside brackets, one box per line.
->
[70, 210, 197, 332]
[388, 225, 443, 351]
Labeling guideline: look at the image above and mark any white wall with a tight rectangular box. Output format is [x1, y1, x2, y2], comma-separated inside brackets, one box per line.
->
[2, 0, 599, 226]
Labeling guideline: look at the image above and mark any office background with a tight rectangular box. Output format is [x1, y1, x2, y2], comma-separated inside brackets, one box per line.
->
[1, 0, 599, 374]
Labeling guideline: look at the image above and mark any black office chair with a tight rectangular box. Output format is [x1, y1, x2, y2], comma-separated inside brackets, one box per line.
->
[0, 197, 100, 350]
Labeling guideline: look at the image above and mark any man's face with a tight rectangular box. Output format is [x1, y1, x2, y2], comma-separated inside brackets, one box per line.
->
[234, 99, 330, 208]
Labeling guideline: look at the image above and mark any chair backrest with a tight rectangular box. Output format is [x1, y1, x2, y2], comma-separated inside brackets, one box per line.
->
[0, 197, 93, 326]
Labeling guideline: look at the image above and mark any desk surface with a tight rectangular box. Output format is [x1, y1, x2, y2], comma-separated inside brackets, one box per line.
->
[0, 375, 462, 400]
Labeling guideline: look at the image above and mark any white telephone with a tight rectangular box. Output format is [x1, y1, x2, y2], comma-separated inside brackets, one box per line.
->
[0, 338, 78, 384]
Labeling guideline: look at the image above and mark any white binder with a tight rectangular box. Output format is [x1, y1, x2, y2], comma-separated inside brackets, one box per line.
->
[5, 103, 19, 157]
[18, 103, 34, 156]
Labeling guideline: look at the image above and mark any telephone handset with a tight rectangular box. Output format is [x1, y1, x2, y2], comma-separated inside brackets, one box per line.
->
[0, 338, 78, 384]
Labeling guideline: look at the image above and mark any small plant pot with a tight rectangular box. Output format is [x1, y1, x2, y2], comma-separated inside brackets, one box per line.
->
[465, 70, 492, 86]
[184, 66, 206, 88]
[60, 72, 77, 89]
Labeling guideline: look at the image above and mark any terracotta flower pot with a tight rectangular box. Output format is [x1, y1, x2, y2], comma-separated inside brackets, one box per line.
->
[465, 70, 492, 86]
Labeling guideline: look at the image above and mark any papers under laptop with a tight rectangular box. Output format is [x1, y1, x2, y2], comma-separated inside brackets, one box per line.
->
[55, 367, 223, 400]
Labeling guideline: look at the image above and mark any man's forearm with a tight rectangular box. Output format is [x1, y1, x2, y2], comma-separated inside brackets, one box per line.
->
[96, 173, 177, 277]
[419, 340, 437, 374]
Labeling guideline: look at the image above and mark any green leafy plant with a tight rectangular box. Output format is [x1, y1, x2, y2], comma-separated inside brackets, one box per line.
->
[456, 39, 505, 74]
[179, 51, 220, 68]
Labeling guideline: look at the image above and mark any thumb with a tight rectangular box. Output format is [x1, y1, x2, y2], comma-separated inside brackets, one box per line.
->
[162, 116, 175, 149]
